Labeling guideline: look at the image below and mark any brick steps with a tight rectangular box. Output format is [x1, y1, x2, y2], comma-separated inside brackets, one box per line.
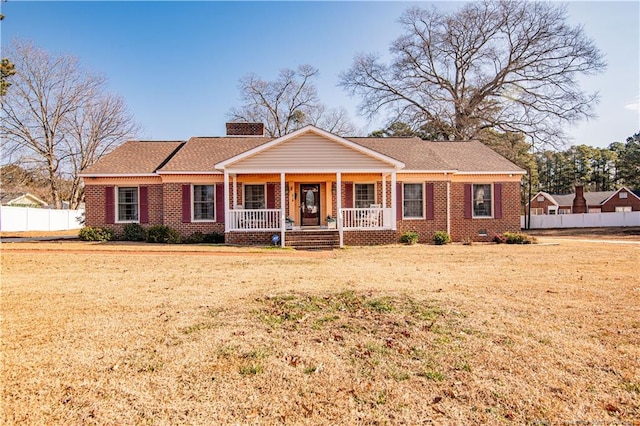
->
[285, 230, 339, 250]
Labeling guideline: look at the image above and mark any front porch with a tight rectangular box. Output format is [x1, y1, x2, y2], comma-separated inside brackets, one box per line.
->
[225, 204, 396, 248]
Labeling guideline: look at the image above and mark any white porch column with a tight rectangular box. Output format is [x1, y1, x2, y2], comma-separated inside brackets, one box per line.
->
[337, 172, 343, 248]
[382, 173, 387, 209]
[280, 172, 286, 248]
[224, 171, 230, 233]
[391, 171, 397, 230]
[232, 174, 237, 208]
[446, 178, 451, 235]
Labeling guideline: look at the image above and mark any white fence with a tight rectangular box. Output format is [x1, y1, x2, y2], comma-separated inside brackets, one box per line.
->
[521, 211, 640, 229]
[0, 206, 84, 232]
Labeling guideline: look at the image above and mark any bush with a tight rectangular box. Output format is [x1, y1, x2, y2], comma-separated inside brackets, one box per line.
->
[400, 231, 419, 245]
[432, 231, 451, 245]
[146, 225, 181, 244]
[78, 226, 114, 242]
[503, 232, 537, 244]
[493, 234, 507, 244]
[122, 223, 146, 241]
[185, 231, 205, 244]
[203, 231, 225, 244]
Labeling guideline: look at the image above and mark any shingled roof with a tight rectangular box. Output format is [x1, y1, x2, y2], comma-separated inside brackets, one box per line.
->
[82, 141, 184, 175]
[158, 137, 274, 173]
[83, 130, 524, 176]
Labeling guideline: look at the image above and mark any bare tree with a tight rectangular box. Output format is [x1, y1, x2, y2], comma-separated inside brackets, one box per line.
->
[228, 64, 356, 137]
[1, 40, 138, 208]
[63, 93, 139, 208]
[340, 1, 605, 147]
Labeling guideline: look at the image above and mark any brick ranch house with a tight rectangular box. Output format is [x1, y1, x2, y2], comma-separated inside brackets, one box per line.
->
[81, 124, 525, 247]
[526, 185, 640, 215]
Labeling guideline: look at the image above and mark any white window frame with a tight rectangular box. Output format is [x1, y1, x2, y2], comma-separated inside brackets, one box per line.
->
[531, 207, 544, 215]
[615, 206, 631, 212]
[354, 183, 376, 208]
[403, 182, 425, 219]
[472, 183, 493, 219]
[619, 191, 628, 199]
[192, 184, 216, 222]
[243, 183, 266, 210]
[115, 186, 139, 223]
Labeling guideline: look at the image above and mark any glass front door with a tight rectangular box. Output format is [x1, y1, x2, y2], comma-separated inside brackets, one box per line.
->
[300, 184, 320, 226]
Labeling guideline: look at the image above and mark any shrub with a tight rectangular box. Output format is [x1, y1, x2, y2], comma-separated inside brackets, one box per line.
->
[493, 234, 507, 244]
[203, 231, 225, 244]
[122, 223, 146, 241]
[146, 225, 181, 244]
[400, 231, 419, 245]
[503, 232, 537, 244]
[432, 231, 451, 245]
[185, 231, 205, 244]
[78, 226, 114, 242]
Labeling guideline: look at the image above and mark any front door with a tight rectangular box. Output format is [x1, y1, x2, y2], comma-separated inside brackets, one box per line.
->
[300, 184, 321, 226]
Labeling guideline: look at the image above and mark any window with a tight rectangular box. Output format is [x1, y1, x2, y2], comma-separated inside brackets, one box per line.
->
[558, 208, 571, 214]
[531, 208, 543, 215]
[354, 184, 375, 208]
[588, 208, 601, 214]
[193, 185, 214, 221]
[244, 184, 265, 209]
[117, 187, 138, 222]
[473, 184, 492, 217]
[616, 206, 631, 212]
[619, 191, 628, 199]
[403, 183, 424, 218]
[537, 196, 545, 202]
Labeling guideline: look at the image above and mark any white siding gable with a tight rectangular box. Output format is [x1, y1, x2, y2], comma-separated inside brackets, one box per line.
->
[225, 133, 395, 172]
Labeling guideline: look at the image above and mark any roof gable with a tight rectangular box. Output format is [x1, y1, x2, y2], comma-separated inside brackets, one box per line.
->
[215, 125, 405, 172]
[600, 186, 640, 205]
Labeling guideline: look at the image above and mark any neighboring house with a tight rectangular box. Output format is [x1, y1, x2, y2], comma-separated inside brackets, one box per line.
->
[81, 123, 525, 247]
[527, 185, 640, 215]
[0, 192, 48, 208]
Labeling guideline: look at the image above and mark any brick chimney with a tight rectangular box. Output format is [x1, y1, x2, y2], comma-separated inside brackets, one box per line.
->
[225, 122, 265, 136]
[572, 185, 587, 213]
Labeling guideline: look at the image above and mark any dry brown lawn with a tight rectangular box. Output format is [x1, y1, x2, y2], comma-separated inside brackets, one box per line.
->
[1, 238, 639, 425]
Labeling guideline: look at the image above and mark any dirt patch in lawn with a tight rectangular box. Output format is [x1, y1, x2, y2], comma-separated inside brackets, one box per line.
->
[2, 241, 639, 424]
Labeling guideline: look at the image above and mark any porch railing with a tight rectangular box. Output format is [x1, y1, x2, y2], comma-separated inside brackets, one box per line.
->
[340, 207, 391, 229]
[228, 209, 281, 231]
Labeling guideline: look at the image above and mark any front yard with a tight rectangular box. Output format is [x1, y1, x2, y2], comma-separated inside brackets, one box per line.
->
[1, 239, 639, 424]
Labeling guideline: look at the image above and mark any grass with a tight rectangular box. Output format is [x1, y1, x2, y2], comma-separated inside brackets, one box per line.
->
[2, 238, 639, 424]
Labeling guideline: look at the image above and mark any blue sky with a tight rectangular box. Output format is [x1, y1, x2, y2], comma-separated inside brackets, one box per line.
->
[1, 1, 638, 149]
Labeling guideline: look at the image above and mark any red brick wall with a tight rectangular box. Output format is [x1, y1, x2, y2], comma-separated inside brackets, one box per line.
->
[449, 181, 521, 242]
[601, 189, 640, 212]
[395, 181, 448, 243]
[162, 182, 225, 237]
[343, 230, 398, 246]
[84, 185, 106, 228]
[226, 231, 274, 246]
[527, 195, 557, 215]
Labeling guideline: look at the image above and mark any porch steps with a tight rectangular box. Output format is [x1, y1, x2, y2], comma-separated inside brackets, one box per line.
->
[285, 230, 340, 250]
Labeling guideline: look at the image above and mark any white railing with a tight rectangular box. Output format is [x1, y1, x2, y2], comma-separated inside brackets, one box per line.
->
[521, 211, 640, 229]
[228, 209, 281, 231]
[340, 207, 391, 229]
